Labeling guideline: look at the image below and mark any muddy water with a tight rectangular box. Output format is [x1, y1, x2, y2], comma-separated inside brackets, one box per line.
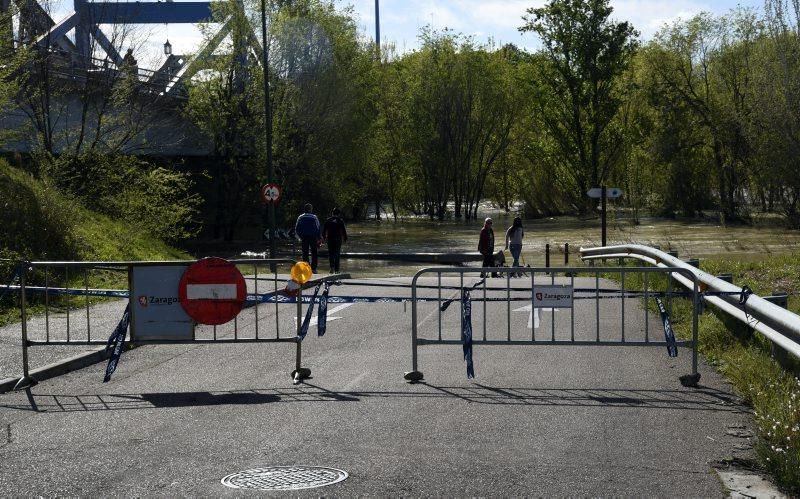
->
[307, 214, 800, 277]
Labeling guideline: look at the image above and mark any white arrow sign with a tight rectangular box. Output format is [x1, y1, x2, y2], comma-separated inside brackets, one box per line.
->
[294, 303, 353, 327]
[587, 187, 623, 199]
[513, 304, 560, 329]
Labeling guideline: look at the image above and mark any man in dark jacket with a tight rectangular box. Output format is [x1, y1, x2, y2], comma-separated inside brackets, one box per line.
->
[322, 207, 348, 273]
[478, 217, 498, 277]
[295, 203, 321, 273]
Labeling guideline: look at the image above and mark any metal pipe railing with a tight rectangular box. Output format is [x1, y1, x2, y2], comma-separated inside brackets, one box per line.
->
[580, 244, 800, 361]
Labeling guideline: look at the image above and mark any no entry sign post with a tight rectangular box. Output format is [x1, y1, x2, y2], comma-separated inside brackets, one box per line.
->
[178, 257, 247, 325]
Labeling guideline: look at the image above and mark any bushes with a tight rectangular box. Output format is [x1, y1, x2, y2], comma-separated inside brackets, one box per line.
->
[38, 151, 201, 242]
[0, 159, 79, 262]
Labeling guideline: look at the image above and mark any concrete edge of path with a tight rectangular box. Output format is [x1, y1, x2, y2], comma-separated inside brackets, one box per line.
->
[0, 346, 109, 394]
[716, 468, 787, 498]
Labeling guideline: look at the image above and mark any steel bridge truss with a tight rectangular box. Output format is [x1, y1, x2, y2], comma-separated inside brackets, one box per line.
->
[4, 0, 264, 96]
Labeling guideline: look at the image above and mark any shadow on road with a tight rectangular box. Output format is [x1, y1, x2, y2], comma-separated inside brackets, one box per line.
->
[1, 381, 745, 413]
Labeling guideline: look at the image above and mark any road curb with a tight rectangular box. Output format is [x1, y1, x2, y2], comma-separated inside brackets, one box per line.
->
[0, 346, 109, 394]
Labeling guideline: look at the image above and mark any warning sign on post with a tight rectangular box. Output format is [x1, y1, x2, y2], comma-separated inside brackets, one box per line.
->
[178, 257, 247, 325]
[261, 183, 282, 204]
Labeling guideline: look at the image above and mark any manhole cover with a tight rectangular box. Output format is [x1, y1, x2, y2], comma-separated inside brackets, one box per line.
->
[221, 466, 348, 491]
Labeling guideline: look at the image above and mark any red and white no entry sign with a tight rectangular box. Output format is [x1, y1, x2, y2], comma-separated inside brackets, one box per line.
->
[178, 257, 247, 325]
[261, 183, 282, 204]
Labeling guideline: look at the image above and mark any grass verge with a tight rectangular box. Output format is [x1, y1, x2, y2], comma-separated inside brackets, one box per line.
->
[596, 256, 800, 493]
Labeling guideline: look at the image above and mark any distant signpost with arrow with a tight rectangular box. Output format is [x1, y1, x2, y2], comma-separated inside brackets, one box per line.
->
[587, 186, 623, 247]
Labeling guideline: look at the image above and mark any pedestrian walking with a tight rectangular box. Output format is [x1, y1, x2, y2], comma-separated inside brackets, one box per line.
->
[323, 207, 348, 274]
[295, 203, 321, 273]
[505, 216, 524, 277]
[478, 217, 498, 278]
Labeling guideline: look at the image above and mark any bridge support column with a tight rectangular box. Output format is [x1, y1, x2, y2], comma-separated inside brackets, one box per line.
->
[73, 0, 91, 61]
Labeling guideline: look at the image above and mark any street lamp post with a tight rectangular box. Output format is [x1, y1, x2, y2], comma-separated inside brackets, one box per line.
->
[375, 0, 380, 57]
[261, 0, 276, 263]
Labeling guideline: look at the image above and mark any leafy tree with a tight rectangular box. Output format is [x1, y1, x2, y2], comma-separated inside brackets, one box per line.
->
[380, 31, 521, 220]
[186, 0, 261, 240]
[268, 0, 375, 220]
[754, 0, 800, 226]
[644, 11, 760, 224]
[520, 0, 638, 212]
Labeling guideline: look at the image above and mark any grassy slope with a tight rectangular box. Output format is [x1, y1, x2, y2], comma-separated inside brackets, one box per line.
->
[0, 159, 189, 325]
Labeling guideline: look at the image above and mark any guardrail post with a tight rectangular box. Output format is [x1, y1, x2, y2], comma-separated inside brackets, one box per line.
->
[14, 264, 37, 390]
[764, 294, 799, 375]
[564, 243, 569, 265]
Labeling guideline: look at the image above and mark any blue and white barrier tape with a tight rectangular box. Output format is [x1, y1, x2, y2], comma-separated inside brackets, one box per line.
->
[654, 297, 678, 358]
[103, 304, 131, 382]
[9, 284, 745, 307]
[0, 264, 23, 302]
[6, 285, 130, 298]
[461, 289, 475, 379]
[317, 282, 331, 337]
[297, 284, 322, 341]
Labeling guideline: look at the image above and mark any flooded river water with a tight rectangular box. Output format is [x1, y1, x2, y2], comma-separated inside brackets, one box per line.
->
[271, 213, 800, 277]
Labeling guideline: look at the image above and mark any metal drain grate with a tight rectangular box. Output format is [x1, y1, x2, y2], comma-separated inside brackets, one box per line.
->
[221, 466, 348, 491]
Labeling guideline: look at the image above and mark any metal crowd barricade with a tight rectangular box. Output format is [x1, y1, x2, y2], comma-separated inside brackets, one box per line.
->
[404, 265, 701, 385]
[11, 258, 321, 389]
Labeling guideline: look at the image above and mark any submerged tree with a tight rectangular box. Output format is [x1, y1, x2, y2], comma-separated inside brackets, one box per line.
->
[643, 10, 760, 224]
[756, 0, 800, 227]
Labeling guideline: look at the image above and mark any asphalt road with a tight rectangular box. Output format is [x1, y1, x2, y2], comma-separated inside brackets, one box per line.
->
[0, 275, 753, 496]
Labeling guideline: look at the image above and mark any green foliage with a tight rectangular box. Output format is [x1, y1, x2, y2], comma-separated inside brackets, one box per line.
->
[519, 0, 638, 212]
[695, 313, 800, 493]
[186, 0, 375, 233]
[371, 31, 523, 220]
[0, 157, 189, 263]
[38, 151, 201, 242]
[0, 157, 189, 327]
[6, 0, 800, 233]
[0, 159, 79, 262]
[268, 0, 375, 220]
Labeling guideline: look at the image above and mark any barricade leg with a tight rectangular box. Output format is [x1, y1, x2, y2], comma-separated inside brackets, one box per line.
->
[292, 288, 311, 384]
[679, 288, 702, 388]
[14, 265, 37, 390]
[403, 277, 423, 382]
